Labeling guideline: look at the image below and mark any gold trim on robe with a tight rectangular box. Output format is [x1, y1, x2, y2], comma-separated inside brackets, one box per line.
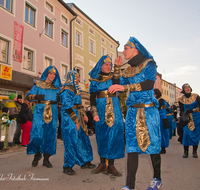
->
[89, 73, 113, 82]
[36, 80, 58, 89]
[43, 101, 53, 124]
[78, 109, 88, 135]
[122, 58, 153, 78]
[188, 113, 195, 131]
[178, 93, 198, 104]
[136, 108, 151, 152]
[105, 97, 115, 128]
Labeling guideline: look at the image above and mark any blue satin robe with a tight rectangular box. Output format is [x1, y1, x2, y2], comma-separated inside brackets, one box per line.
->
[90, 79, 125, 159]
[182, 100, 200, 146]
[159, 99, 169, 148]
[60, 89, 93, 168]
[166, 105, 173, 140]
[120, 61, 161, 154]
[26, 85, 60, 155]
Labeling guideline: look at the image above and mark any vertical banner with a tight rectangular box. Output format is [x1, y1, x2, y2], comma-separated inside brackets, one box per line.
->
[0, 65, 12, 81]
[13, 21, 24, 62]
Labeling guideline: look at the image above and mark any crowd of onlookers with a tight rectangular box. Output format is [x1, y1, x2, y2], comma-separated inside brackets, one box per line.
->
[0, 93, 95, 151]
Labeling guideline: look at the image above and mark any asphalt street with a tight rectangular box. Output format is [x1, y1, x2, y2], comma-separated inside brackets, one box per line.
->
[0, 135, 200, 190]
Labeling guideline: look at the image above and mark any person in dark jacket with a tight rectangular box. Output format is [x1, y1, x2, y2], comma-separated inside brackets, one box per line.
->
[19, 101, 33, 147]
[86, 107, 94, 135]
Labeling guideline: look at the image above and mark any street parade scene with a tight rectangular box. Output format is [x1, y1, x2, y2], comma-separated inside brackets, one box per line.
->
[0, 0, 200, 190]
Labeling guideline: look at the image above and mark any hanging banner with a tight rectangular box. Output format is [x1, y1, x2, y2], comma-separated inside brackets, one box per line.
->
[13, 21, 24, 62]
[0, 65, 12, 81]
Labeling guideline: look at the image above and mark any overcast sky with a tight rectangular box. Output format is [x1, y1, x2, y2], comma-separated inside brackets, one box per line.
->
[64, 0, 200, 94]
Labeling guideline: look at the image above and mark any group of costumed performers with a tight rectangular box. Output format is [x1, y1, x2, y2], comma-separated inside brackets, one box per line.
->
[154, 89, 169, 154]
[25, 37, 165, 190]
[89, 55, 125, 177]
[108, 37, 162, 190]
[178, 83, 200, 158]
[60, 68, 95, 175]
[171, 104, 178, 137]
[166, 101, 174, 140]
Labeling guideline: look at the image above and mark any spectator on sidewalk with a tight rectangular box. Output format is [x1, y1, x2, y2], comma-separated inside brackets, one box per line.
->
[5, 93, 19, 146]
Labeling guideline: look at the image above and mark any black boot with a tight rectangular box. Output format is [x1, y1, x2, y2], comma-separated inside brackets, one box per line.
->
[193, 146, 198, 158]
[183, 146, 189, 158]
[32, 152, 42, 167]
[43, 153, 53, 168]
[63, 167, 76, 175]
[160, 148, 166, 154]
[107, 159, 122, 177]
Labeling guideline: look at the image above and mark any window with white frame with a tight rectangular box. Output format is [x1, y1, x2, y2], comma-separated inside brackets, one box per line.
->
[61, 64, 68, 81]
[0, 0, 12, 12]
[25, 2, 36, 27]
[23, 48, 33, 71]
[76, 18, 82, 25]
[0, 38, 9, 64]
[110, 53, 114, 63]
[62, 15, 68, 24]
[76, 30, 82, 47]
[89, 39, 95, 54]
[45, 56, 52, 68]
[46, 1, 53, 12]
[101, 47, 106, 56]
[101, 37, 105, 44]
[61, 29, 68, 48]
[45, 17, 53, 38]
[89, 28, 94, 35]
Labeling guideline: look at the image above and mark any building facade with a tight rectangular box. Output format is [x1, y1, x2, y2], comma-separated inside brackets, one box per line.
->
[0, 0, 76, 103]
[67, 3, 120, 107]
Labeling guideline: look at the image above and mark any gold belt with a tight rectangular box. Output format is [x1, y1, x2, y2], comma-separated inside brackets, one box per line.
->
[131, 102, 155, 108]
[97, 90, 117, 98]
[161, 105, 166, 109]
[73, 104, 81, 109]
[38, 100, 57, 104]
[167, 113, 173, 116]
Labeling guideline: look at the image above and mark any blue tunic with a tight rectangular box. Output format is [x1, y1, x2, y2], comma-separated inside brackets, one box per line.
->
[26, 85, 60, 155]
[120, 61, 161, 154]
[90, 79, 125, 159]
[166, 102, 173, 139]
[159, 99, 169, 148]
[60, 88, 93, 168]
[182, 99, 200, 146]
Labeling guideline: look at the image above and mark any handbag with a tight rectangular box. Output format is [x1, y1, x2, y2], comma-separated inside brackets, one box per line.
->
[180, 111, 190, 126]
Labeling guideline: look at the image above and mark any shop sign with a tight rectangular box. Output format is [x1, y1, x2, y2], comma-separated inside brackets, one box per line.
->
[0, 65, 12, 81]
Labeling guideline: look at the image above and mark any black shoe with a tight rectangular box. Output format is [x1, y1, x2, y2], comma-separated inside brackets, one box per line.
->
[32, 154, 42, 167]
[193, 152, 198, 158]
[183, 151, 188, 158]
[160, 148, 166, 154]
[81, 162, 96, 169]
[63, 167, 76, 175]
[43, 159, 53, 168]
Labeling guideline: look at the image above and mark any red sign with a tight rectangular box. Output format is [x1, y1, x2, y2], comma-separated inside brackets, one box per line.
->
[13, 21, 24, 62]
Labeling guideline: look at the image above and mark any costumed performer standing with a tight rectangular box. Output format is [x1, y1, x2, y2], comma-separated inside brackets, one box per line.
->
[154, 89, 169, 154]
[60, 68, 95, 175]
[178, 83, 200, 158]
[26, 66, 62, 168]
[108, 37, 162, 190]
[89, 55, 125, 177]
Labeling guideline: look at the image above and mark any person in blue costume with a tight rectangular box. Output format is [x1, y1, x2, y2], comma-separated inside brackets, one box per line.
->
[165, 101, 173, 140]
[60, 68, 96, 175]
[108, 37, 162, 190]
[89, 55, 125, 177]
[26, 66, 62, 168]
[178, 83, 200, 158]
[171, 104, 178, 136]
[154, 89, 169, 154]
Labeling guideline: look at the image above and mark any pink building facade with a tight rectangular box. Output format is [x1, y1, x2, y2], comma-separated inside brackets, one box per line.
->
[0, 0, 76, 100]
[154, 72, 162, 92]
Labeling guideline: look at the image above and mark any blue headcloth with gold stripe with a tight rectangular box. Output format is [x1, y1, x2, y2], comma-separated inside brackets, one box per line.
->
[125, 37, 154, 59]
[64, 67, 82, 94]
[89, 55, 112, 79]
[40, 66, 62, 88]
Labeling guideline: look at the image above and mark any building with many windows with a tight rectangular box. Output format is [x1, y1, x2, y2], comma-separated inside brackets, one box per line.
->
[67, 3, 120, 106]
[0, 0, 76, 102]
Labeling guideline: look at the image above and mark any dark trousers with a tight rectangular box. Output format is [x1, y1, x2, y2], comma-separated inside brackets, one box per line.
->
[13, 122, 21, 143]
